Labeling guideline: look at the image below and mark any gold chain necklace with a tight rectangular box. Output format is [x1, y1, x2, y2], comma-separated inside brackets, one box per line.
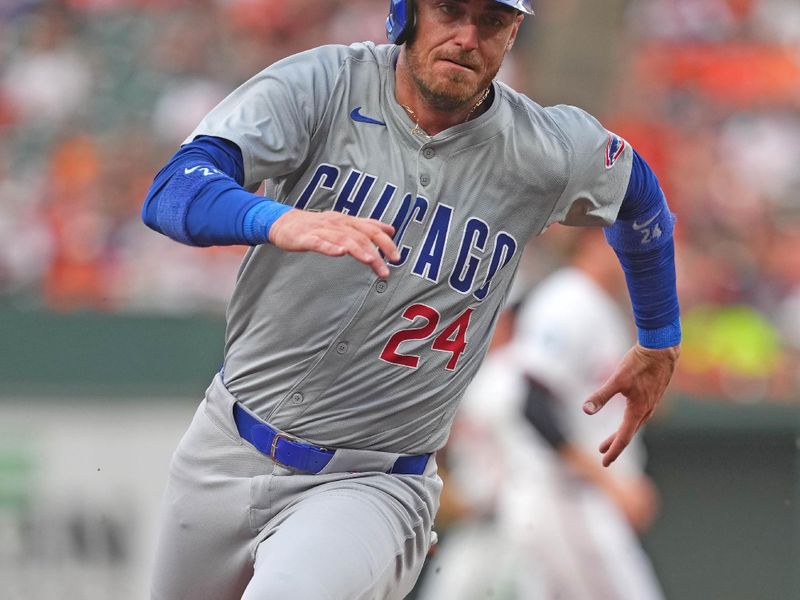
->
[401, 87, 491, 141]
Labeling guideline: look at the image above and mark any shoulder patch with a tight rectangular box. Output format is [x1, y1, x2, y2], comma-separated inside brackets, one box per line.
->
[605, 133, 626, 169]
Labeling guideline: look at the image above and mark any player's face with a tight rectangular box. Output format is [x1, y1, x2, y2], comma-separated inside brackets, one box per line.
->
[405, 0, 523, 110]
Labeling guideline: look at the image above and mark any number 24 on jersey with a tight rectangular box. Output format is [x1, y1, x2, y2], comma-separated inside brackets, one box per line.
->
[379, 304, 474, 371]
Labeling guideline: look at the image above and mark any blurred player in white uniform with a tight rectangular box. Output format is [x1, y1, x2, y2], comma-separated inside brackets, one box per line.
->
[414, 300, 525, 600]
[506, 230, 664, 600]
[425, 231, 664, 600]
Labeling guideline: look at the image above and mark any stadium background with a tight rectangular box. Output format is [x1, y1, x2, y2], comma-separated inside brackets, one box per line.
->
[1, 0, 799, 598]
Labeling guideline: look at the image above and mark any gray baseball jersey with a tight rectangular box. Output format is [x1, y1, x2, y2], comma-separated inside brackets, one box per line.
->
[187, 41, 632, 455]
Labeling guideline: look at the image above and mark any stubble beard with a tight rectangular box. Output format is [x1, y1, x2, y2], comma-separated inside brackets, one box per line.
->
[405, 42, 499, 112]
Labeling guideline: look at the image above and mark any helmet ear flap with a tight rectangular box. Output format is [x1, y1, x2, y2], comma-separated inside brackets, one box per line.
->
[386, 0, 415, 45]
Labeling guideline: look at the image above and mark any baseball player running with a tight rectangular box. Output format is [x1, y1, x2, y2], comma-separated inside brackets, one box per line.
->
[142, 1, 681, 598]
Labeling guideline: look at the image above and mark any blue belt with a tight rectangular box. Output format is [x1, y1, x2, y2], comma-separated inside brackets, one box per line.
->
[232, 403, 430, 475]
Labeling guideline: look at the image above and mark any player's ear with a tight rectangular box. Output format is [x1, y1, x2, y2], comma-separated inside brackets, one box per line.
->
[506, 35, 517, 52]
[506, 14, 523, 51]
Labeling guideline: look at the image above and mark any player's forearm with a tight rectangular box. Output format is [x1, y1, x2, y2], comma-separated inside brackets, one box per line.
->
[141, 136, 291, 247]
[561, 443, 659, 530]
[559, 443, 615, 489]
[605, 150, 680, 349]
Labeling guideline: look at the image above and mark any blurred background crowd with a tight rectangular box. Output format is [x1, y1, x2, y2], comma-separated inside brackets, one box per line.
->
[2, 2, 800, 599]
[1, 0, 799, 402]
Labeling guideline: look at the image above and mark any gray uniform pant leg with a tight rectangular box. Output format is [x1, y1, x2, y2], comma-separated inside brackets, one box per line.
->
[150, 381, 441, 600]
[243, 480, 432, 600]
[150, 396, 267, 600]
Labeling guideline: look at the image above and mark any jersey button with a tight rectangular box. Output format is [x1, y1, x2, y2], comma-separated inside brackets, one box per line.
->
[423, 148, 435, 159]
[336, 342, 349, 355]
[290, 392, 304, 405]
[376, 280, 388, 293]
[419, 174, 430, 187]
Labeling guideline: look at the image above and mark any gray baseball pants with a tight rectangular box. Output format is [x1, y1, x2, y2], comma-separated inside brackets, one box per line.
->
[150, 375, 442, 600]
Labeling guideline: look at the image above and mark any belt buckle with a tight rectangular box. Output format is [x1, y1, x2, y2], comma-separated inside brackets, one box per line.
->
[270, 431, 294, 466]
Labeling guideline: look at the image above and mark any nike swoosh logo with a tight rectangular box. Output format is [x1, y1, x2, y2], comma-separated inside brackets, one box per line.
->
[632, 210, 662, 231]
[183, 166, 222, 176]
[350, 107, 386, 126]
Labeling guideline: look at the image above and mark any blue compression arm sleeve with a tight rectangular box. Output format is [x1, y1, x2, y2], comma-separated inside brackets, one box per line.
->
[604, 149, 681, 349]
[141, 136, 293, 246]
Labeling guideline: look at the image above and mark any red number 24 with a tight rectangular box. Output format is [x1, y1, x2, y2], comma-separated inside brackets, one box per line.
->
[379, 304, 473, 371]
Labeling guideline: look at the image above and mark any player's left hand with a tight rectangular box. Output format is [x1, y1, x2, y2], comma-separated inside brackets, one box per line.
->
[582, 343, 680, 467]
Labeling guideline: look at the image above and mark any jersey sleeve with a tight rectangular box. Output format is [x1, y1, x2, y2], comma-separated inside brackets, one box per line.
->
[544, 105, 633, 228]
[184, 45, 351, 191]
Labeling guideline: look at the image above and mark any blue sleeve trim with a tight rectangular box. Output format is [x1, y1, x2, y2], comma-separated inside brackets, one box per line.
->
[142, 136, 291, 247]
[243, 201, 294, 244]
[605, 150, 681, 348]
[638, 319, 682, 349]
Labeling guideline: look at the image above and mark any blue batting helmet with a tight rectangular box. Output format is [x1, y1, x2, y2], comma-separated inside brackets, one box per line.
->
[386, 0, 534, 45]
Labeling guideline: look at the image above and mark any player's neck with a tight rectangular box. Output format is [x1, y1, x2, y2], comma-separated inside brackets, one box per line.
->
[394, 55, 491, 137]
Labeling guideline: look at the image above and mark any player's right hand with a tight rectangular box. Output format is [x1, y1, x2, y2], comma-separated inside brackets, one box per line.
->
[269, 209, 400, 278]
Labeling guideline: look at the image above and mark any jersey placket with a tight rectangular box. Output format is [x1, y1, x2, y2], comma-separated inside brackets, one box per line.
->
[268, 144, 444, 425]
